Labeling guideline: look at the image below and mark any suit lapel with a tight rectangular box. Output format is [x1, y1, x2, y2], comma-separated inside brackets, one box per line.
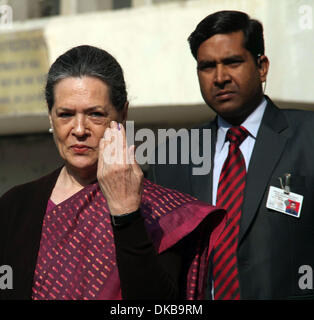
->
[239, 99, 290, 245]
[190, 120, 217, 204]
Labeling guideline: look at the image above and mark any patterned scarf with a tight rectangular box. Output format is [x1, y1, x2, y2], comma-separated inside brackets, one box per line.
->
[32, 179, 225, 300]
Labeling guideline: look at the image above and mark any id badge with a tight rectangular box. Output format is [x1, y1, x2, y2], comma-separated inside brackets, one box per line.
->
[266, 186, 303, 218]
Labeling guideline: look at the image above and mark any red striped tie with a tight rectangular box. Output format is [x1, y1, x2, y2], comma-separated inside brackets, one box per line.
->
[213, 126, 249, 300]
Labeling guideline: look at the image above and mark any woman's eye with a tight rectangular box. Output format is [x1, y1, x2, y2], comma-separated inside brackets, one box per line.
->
[90, 112, 104, 117]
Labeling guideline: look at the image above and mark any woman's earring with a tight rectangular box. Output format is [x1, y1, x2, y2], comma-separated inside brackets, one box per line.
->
[49, 128, 53, 133]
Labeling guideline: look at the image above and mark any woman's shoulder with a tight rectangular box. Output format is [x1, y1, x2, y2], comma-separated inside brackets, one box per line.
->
[0, 167, 62, 203]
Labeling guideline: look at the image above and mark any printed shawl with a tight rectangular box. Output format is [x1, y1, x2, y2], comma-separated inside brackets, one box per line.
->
[32, 179, 225, 300]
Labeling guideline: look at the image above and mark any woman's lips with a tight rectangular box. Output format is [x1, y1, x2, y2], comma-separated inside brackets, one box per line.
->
[71, 145, 91, 154]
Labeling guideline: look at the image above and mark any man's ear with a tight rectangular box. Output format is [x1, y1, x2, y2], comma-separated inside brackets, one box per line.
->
[121, 101, 129, 126]
[258, 55, 269, 83]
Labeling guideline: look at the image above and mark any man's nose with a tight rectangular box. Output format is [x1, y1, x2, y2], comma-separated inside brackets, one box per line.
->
[214, 64, 231, 87]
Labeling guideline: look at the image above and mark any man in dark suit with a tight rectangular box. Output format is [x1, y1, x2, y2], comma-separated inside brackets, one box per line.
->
[149, 10, 314, 299]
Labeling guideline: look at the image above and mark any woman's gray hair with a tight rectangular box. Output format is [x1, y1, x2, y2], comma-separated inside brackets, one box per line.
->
[45, 45, 128, 112]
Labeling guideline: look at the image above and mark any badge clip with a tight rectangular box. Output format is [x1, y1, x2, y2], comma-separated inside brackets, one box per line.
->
[278, 173, 291, 194]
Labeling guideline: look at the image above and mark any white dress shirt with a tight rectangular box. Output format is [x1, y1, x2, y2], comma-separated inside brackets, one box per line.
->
[212, 98, 267, 205]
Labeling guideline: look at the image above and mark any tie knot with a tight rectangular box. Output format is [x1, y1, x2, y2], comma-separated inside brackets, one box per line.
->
[226, 126, 249, 146]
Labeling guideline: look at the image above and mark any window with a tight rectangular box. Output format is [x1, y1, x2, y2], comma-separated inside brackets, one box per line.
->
[39, 0, 60, 17]
[113, 0, 131, 10]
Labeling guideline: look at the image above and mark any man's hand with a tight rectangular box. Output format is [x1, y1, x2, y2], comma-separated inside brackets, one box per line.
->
[97, 121, 143, 216]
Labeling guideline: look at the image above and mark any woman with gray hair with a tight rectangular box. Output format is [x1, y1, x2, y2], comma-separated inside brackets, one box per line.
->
[0, 45, 223, 300]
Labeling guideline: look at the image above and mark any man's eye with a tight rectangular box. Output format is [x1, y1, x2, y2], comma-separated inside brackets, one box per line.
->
[227, 60, 242, 67]
[198, 63, 215, 71]
[59, 113, 73, 118]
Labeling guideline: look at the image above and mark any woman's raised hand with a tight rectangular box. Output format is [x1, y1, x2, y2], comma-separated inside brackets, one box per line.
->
[97, 121, 143, 215]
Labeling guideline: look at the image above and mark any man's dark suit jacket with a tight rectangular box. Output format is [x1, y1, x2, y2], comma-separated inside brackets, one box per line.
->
[149, 97, 314, 299]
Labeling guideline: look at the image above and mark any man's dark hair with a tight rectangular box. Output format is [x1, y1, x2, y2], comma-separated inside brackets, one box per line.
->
[45, 45, 127, 112]
[188, 10, 265, 64]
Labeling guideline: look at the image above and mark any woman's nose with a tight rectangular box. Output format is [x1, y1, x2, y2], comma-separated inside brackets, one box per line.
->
[72, 115, 87, 137]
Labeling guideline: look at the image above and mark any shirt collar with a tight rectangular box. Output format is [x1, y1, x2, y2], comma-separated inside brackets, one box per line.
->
[216, 97, 267, 153]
